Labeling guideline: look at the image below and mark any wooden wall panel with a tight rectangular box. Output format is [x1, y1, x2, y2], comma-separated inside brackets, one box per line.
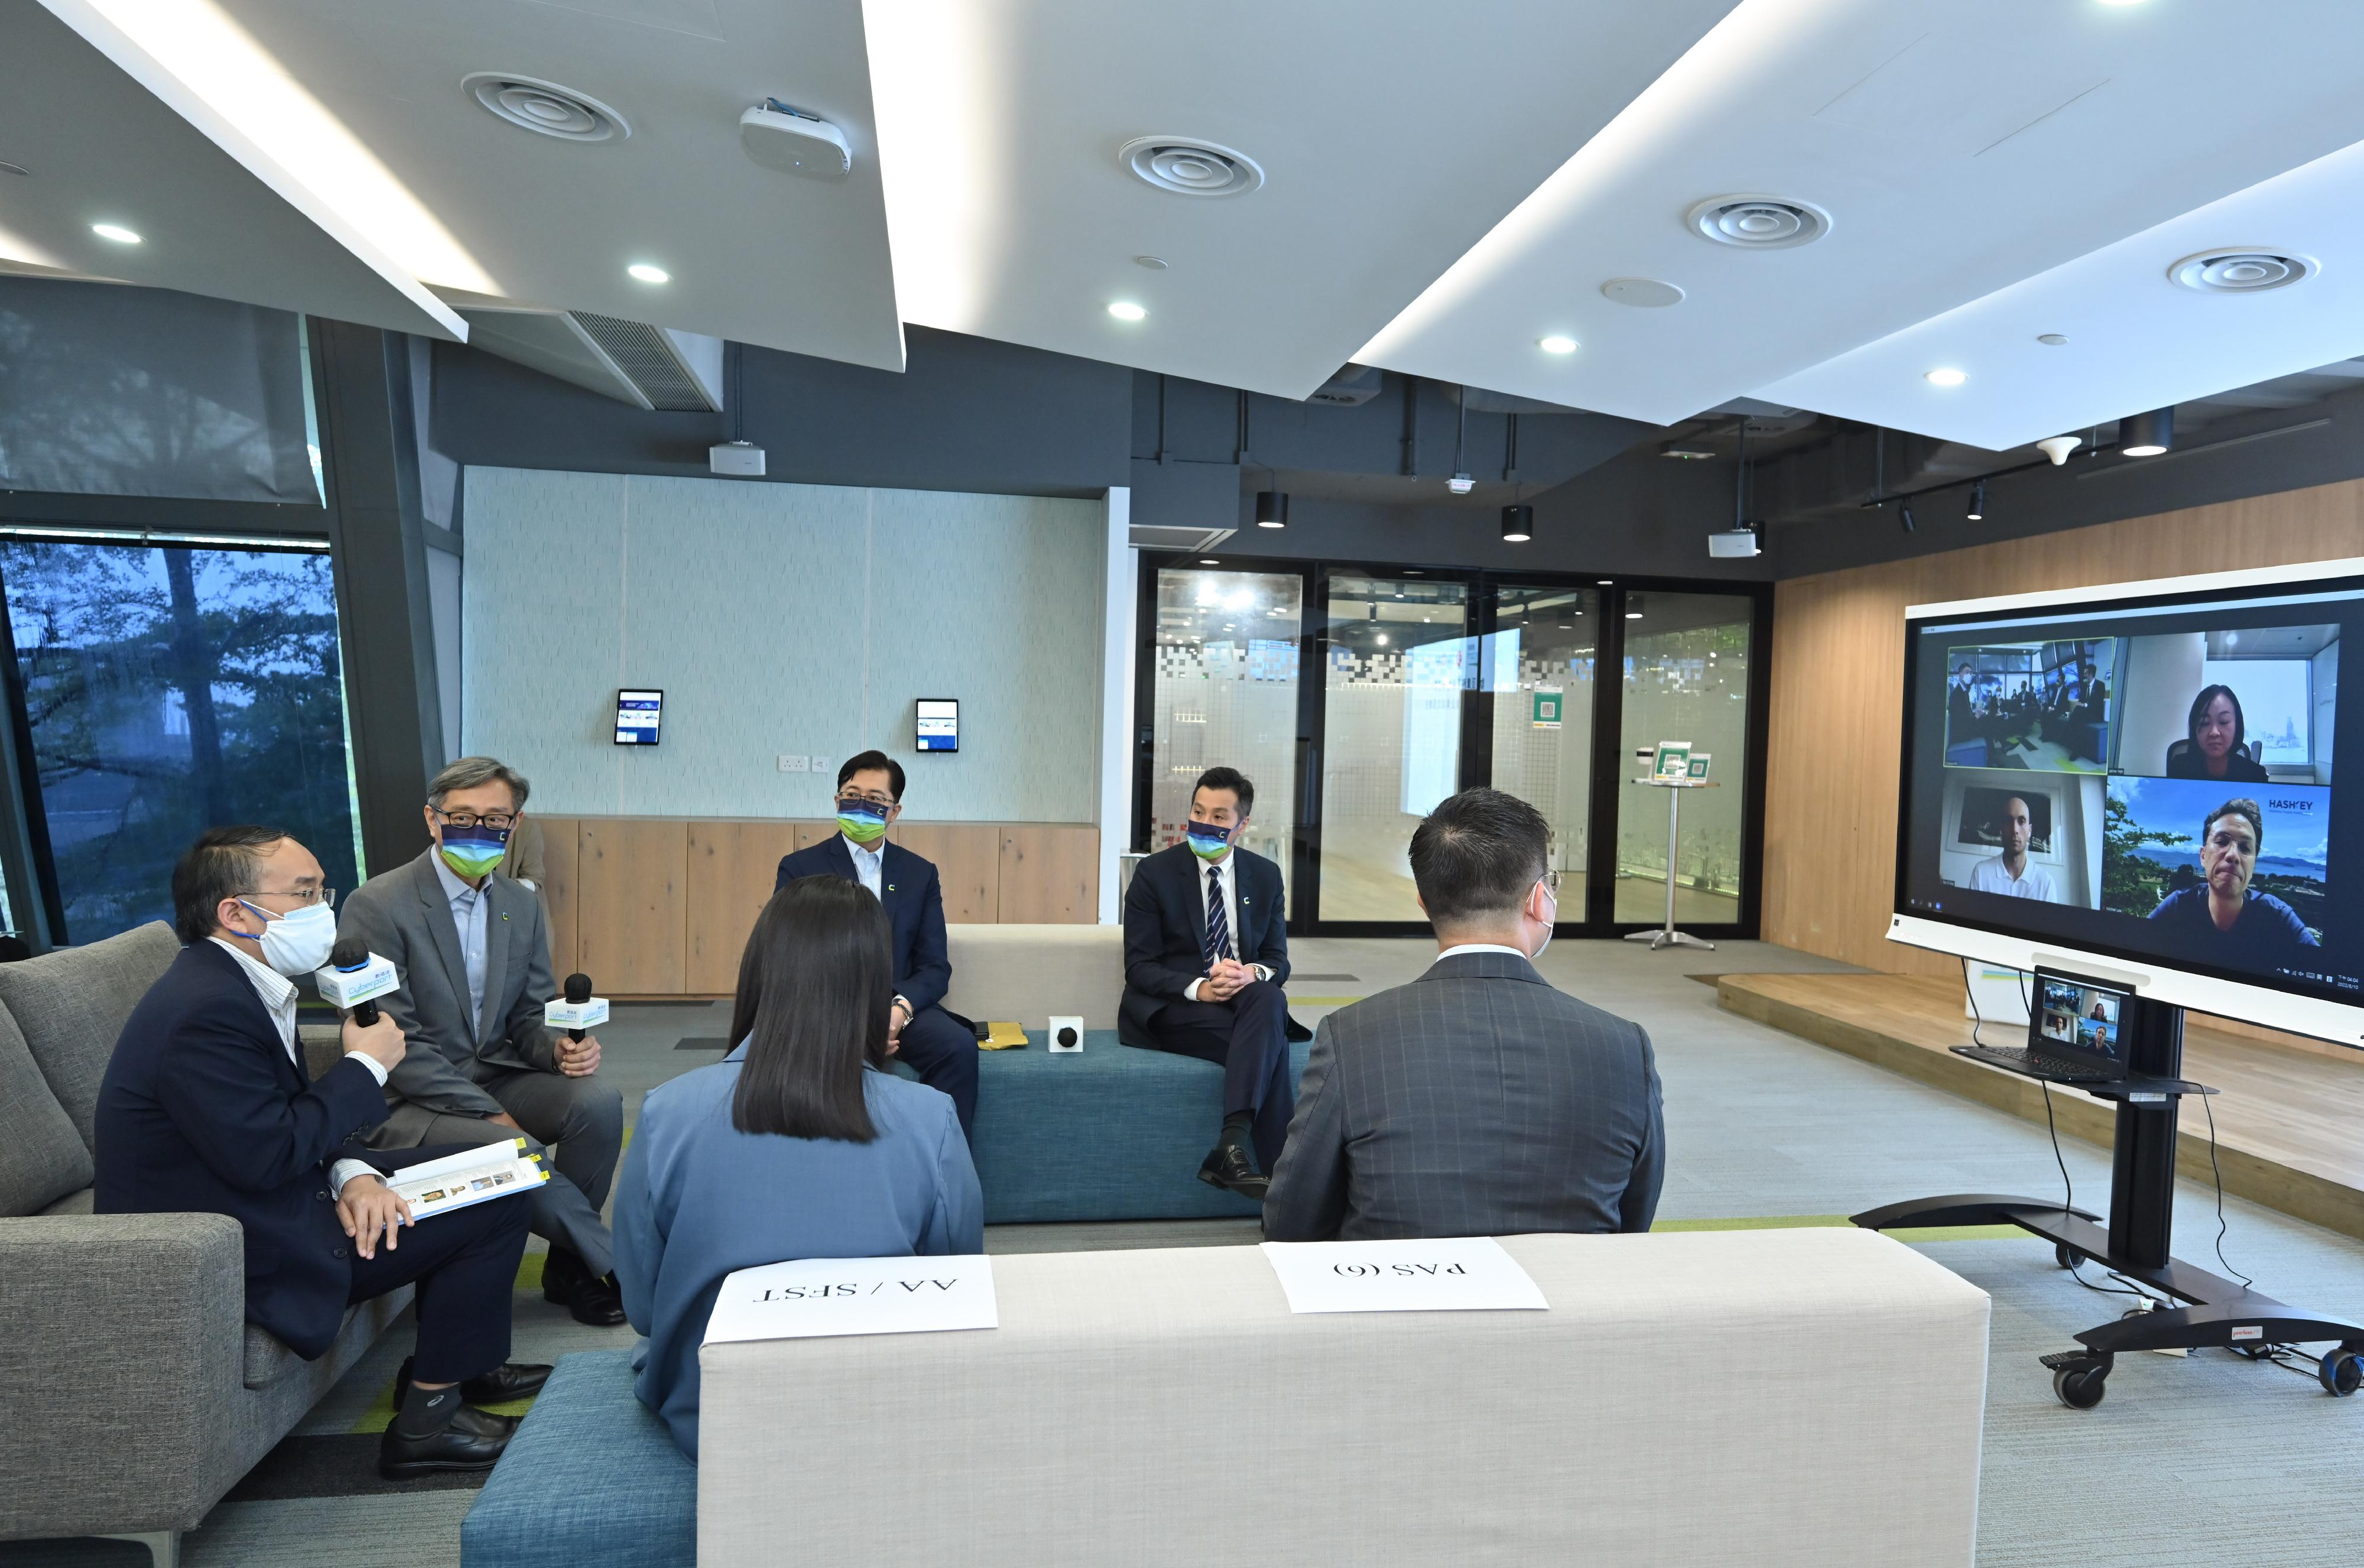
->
[577, 819, 689, 994]
[1765, 478, 2364, 986]
[537, 816, 579, 979]
[793, 820, 836, 852]
[894, 824, 1001, 923]
[996, 826, 1099, 923]
[686, 821, 806, 994]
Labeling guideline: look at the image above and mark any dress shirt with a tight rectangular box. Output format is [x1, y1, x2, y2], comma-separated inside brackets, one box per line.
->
[843, 833, 885, 900]
[432, 853, 492, 1041]
[1968, 855, 2057, 902]
[1183, 852, 1272, 1001]
[1433, 943, 1532, 964]
[207, 936, 385, 1197]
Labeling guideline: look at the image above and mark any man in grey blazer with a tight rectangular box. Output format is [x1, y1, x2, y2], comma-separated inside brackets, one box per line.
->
[339, 757, 626, 1326]
[1264, 787, 1664, 1242]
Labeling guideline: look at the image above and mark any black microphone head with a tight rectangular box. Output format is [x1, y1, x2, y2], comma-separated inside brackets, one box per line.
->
[564, 972, 592, 1003]
[330, 936, 369, 972]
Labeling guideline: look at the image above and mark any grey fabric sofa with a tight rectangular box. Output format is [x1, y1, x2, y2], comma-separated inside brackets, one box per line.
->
[0, 921, 411, 1568]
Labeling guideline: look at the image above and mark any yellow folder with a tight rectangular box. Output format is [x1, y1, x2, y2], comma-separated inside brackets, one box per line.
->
[979, 1021, 1030, 1051]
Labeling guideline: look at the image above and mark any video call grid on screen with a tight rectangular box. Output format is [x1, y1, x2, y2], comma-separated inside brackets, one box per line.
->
[1897, 576, 2361, 1005]
[2034, 974, 2125, 1065]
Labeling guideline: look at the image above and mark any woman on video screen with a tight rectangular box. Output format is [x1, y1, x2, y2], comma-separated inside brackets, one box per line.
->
[2165, 684, 2270, 783]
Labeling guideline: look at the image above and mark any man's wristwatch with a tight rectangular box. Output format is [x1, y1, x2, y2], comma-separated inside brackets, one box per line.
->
[892, 995, 913, 1022]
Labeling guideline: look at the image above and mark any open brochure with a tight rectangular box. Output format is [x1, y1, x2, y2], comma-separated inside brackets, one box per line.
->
[382, 1137, 548, 1220]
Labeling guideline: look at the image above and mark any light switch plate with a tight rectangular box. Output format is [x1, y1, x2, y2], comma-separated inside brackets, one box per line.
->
[810, 755, 836, 779]
[778, 754, 808, 772]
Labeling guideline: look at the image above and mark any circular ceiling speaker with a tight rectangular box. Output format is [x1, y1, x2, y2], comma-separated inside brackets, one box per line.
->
[1119, 137, 1263, 197]
[1686, 194, 1832, 249]
[1601, 277, 1686, 307]
[463, 73, 630, 142]
[2168, 249, 2317, 294]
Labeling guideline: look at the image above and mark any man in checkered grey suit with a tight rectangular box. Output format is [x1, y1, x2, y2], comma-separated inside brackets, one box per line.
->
[1263, 787, 1664, 1242]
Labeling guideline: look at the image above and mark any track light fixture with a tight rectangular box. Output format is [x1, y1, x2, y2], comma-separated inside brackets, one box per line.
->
[1500, 505, 1532, 543]
[1898, 500, 1917, 533]
[1967, 479, 1986, 522]
[2120, 406, 2175, 457]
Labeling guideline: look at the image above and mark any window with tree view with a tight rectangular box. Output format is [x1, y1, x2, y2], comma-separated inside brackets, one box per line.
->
[2, 541, 363, 943]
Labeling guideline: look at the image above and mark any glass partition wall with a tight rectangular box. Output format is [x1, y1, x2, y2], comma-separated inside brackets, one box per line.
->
[1136, 557, 1766, 938]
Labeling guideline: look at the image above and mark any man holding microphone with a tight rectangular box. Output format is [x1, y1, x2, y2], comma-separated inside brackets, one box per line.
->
[95, 826, 542, 1478]
[339, 757, 626, 1327]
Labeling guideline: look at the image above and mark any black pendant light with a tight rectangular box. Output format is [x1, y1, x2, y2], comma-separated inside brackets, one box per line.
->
[1254, 488, 1288, 528]
[1500, 504, 1533, 542]
[2120, 406, 2175, 457]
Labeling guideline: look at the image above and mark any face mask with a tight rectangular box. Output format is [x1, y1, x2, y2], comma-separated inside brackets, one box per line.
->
[238, 899, 337, 977]
[437, 823, 511, 880]
[837, 800, 890, 845]
[1186, 823, 1233, 861]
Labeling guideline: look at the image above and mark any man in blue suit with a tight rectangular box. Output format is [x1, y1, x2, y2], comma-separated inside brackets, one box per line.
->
[774, 750, 978, 1137]
[95, 826, 543, 1479]
[1121, 766, 1294, 1197]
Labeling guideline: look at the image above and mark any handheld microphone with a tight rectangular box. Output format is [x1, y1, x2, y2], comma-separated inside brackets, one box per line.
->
[564, 973, 592, 1043]
[327, 937, 382, 1027]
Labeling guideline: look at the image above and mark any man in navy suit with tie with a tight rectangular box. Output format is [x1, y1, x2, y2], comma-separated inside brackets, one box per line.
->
[774, 751, 978, 1138]
[1120, 766, 1294, 1197]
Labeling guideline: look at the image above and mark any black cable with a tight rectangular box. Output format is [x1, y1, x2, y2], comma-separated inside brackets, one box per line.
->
[2200, 1091, 2253, 1289]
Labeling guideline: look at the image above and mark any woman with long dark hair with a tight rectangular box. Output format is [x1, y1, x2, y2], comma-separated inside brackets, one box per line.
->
[2166, 684, 2270, 783]
[614, 876, 982, 1459]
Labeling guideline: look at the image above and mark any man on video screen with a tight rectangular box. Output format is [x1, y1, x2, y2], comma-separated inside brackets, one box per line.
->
[1967, 796, 2057, 902]
[2147, 797, 2317, 965]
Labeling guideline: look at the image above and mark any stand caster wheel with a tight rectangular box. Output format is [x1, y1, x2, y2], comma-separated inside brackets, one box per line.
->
[2055, 1242, 2085, 1270]
[2318, 1351, 2364, 1397]
[2054, 1366, 2108, 1409]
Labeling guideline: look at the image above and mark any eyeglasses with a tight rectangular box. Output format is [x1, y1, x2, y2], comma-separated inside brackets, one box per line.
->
[1539, 870, 1563, 896]
[433, 809, 517, 830]
[251, 887, 337, 908]
[838, 792, 896, 809]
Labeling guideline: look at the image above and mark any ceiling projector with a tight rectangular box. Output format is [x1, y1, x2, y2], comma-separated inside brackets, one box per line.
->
[740, 99, 850, 181]
[1708, 524, 1762, 559]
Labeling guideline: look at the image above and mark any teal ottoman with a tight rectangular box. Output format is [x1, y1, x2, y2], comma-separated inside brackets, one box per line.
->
[461, 1350, 694, 1568]
[900, 1030, 1310, 1224]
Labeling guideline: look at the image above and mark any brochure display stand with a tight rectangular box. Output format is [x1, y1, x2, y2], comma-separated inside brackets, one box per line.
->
[1623, 777, 1720, 953]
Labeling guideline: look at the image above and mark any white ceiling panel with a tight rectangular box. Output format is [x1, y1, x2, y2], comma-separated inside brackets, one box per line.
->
[1757, 138, 2364, 450]
[200, 0, 904, 368]
[863, 0, 1743, 400]
[1358, 0, 2364, 427]
[0, 0, 463, 336]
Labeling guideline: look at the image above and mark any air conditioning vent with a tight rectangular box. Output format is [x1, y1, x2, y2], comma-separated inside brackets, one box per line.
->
[571, 314, 718, 410]
[463, 73, 629, 142]
[2169, 249, 2316, 294]
[1687, 194, 1831, 249]
[454, 306, 722, 413]
[1119, 137, 1263, 197]
[1129, 524, 1236, 553]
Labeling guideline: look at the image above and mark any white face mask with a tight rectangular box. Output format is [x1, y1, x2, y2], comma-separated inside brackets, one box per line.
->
[239, 898, 337, 977]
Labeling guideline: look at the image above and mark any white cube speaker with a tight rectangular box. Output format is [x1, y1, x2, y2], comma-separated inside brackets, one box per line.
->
[1047, 1015, 1084, 1053]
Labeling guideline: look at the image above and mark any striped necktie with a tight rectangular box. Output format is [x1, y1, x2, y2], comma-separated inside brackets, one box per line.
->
[1203, 863, 1233, 969]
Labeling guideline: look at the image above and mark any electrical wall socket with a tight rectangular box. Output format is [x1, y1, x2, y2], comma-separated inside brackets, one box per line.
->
[777, 754, 808, 773]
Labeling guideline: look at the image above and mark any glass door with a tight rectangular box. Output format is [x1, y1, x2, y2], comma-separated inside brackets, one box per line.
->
[1313, 572, 1472, 923]
[1484, 585, 1599, 918]
[1613, 590, 1756, 927]
[1144, 565, 1306, 913]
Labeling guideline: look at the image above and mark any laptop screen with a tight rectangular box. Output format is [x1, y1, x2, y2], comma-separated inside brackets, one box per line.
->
[2031, 972, 2132, 1072]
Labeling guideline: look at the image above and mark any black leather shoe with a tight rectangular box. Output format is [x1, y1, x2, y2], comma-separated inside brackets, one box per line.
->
[543, 1248, 628, 1327]
[396, 1356, 552, 1411]
[378, 1403, 517, 1479]
[1197, 1141, 1268, 1199]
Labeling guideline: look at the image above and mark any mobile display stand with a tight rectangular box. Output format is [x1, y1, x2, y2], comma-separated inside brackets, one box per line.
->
[1852, 994, 2364, 1408]
[1623, 777, 1720, 952]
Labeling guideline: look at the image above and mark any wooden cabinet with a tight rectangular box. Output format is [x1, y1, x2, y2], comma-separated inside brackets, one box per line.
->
[536, 814, 579, 978]
[996, 826, 1099, 923]
[685, 821, 810, 994]
[894, 823, 1001, 923]
[577, 819, 689, 994]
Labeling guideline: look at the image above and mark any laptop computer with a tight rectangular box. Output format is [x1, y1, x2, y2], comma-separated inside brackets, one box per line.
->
[1964, 970, 2133, 1084]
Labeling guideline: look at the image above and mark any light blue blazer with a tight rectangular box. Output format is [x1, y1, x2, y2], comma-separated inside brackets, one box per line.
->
[615, 1045, 983, 1458]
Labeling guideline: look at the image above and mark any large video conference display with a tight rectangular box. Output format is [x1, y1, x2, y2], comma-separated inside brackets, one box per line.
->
[1898, 571, 2360, 1007]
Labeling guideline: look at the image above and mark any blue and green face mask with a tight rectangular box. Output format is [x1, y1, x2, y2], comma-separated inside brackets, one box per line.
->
[1186, 822, 1235, 861]
[837, 798, 891, 845]
[439, 823, 511, 879]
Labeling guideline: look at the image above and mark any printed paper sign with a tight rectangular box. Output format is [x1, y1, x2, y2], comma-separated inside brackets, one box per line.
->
[1532, 689, 1563, 729]
[703, 1255, 998, 1345]
[1651, 742, 1693, 781]
[1259, 1236, 1548, 1314]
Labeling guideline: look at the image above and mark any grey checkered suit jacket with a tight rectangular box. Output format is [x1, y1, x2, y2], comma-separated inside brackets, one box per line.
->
[1262, 949, 1665, 1242]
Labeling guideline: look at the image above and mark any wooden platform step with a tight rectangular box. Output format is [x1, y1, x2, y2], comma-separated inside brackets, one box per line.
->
[1716, 971, 2364, 1245]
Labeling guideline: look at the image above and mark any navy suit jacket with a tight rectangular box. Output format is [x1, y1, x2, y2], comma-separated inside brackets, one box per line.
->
[774, 836, 953, 1014]
[93, 940, 394, 1360]
[1119, 842, 1291, 1048]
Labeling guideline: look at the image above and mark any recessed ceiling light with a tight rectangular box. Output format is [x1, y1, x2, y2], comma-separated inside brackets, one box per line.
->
[1108, 301, 1147, 322]
[92, 223, 142, 244]
[2038, 333, 2069, 346]
[627, 263, 670, 283]
[1199, 558, 1219, 565]
[1597, 579, 1612, 586]
[1600, 277, 1685, 308]
[1924, 367, 1967, 387]
[1538, 335, 1578, 355]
